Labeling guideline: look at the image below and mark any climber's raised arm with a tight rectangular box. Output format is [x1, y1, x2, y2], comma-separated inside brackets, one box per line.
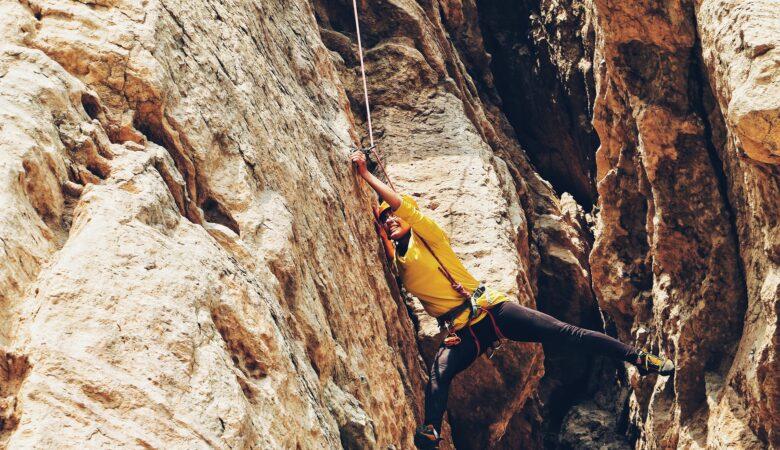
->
[350, 150, 401, 210]
[350, 150, 448, 245]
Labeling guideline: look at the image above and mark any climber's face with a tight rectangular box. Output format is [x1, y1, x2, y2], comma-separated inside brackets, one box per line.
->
[381, 212, 411, 240]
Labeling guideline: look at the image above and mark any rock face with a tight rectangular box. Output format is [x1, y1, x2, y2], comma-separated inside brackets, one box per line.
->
[1, 0, 425, 447]
[589, 0, 779, 447]
[0, 0, 777, 449]
[476, 0, 599, 206]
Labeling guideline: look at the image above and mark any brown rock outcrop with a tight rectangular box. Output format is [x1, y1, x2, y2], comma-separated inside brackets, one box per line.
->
[589, 0, 779, 447]
[1, 0, 776, 448]
[696, 0, 780, 444]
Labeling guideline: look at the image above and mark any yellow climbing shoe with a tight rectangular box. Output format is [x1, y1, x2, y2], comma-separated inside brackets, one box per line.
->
[636, 350, 675, 376]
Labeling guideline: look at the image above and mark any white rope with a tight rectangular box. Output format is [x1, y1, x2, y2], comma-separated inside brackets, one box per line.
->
[351, 0, 374, 148]
[350, 0, 396, 192]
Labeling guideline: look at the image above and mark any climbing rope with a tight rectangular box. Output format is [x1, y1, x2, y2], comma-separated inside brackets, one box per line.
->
[351, 0, 373, 148]
[350, 0, 470, 306]
[349, 1, 501, 357]
[350, 0, 396, 192]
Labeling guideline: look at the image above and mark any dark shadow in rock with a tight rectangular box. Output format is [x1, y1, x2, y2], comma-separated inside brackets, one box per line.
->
[476, 0, 599, 208]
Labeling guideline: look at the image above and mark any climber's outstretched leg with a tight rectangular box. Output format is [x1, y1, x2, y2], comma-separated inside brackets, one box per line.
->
[490, 301, 675, 374]
[414, 302, 673, 449]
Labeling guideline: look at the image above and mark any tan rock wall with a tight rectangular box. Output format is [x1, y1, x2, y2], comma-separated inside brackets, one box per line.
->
[2, 0, 775, 448]
[1, 0, 427, 447]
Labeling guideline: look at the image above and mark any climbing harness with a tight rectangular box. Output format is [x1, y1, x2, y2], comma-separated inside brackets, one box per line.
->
[349, 0, 503, 359]
[418, 236, 505, 358]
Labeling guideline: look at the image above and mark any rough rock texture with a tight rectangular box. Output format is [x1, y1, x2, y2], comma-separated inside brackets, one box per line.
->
[696, 0, 780, 445]
[589, 0, 780, 447]
[476, 0, 599, 206]
[1, 0, 426, 447]
[1, 0, 777, 448]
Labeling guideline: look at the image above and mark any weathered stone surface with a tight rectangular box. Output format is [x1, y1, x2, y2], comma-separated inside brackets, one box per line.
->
[1, 0, 426, 447]
[2, 0, 776, 448]
[696, 0, 780, 165]
[589, 0, 779, 447]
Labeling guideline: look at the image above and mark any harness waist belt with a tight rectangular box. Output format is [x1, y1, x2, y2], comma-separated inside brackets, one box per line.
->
[436, 285, 485, 328]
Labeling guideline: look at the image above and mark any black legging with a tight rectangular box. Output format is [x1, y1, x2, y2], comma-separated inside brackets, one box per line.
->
[424, 301, 639, 431]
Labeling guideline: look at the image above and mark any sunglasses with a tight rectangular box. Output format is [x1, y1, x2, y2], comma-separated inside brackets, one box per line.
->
[379, 212, 398, 224]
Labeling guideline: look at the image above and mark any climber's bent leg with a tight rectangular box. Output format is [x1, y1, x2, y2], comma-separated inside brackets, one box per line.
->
[490, 301, 639, 362]
[423, 329, 483, 432]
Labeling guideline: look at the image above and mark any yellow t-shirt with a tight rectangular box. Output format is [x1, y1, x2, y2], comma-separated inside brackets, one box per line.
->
[394, 195, 509, 330]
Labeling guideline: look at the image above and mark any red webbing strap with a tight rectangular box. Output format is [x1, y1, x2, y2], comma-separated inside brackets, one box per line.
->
[416, 235, 472, 299]
[482, 307, 506, 340]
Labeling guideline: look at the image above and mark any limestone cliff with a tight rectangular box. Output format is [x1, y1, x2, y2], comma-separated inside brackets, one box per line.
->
[0, 0, 776, 449]
[1, 0, 424, 447]
[589, 0, 779, 447]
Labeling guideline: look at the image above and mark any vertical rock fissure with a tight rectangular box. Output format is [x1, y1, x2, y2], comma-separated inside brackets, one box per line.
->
[475, 0, 599, 208]
[688, 23, 749, 320]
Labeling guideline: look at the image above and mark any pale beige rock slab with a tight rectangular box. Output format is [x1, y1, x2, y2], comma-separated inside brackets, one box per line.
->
[0, 0, 428, 448]
[696, 0, 780, 164]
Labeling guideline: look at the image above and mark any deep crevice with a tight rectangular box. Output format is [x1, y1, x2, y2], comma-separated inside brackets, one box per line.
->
[689, 23, 747, 291]
[688, 18, 748, 370]
[202, 197, 240, 235]
[135, 117, 191, 216]
[85, 163, 107, 180]
[81, 93, 101, 121]
[133, 113, 200, 219]
[134, 112, 243, 236]
[475, 0, 599, 208]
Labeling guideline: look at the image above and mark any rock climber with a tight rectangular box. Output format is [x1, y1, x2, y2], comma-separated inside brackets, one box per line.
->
[349, 150, 674, 449]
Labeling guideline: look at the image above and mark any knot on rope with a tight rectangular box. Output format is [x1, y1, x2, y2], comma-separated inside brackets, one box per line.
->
[451, 283, 471, 299]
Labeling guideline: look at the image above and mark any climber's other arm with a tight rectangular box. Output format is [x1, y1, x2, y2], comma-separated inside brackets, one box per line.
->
[373, 208, 396, 259]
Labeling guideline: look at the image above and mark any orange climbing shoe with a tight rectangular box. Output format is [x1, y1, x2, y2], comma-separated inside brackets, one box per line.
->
[414, 424, 441, 450]
[636, 350, 675, 376]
